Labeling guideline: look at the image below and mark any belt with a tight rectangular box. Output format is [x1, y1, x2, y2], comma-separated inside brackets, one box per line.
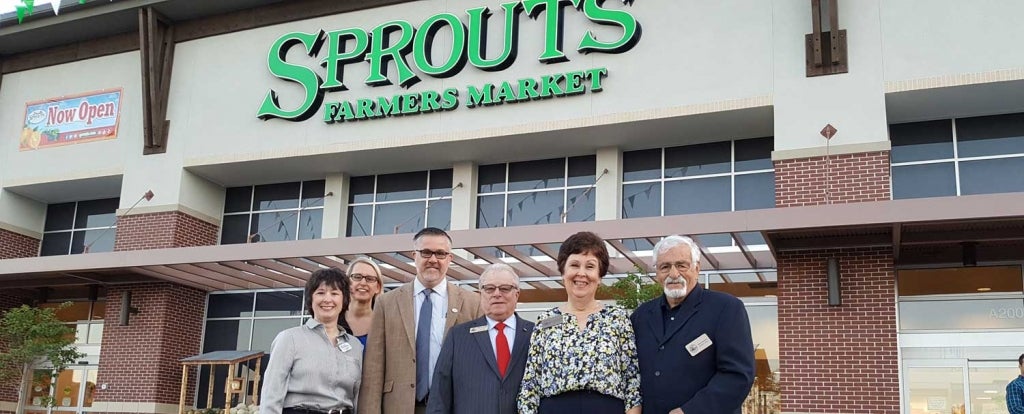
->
[283, 407, 352, 414]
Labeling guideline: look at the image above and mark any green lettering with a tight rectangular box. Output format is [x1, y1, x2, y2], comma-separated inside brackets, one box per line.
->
[564, 71, 586, 95]
[466, 84, 495, 108]
[378, 96, 400, 116]
[466, 2, 523, 71]
[320, 28, 369, 91]
[257, 31, 326, 121]
[517, 78, 540, 100]
[366, 20, 419, 87]
[440, 88, 459, 110]
[323, 102, 340, 123]
[413, 13, 467, 77]
[419, 90, 442, 112]
[401, 93, 420, 114]
[573, 0, 641, 54]
[522, 0, 574, 63]
[539, 74, 565, 97]
[335, 101, 355, 122]
[494, 81, 517, 104]
[355, 98, 376, 119]
[586, 67, 608, 91]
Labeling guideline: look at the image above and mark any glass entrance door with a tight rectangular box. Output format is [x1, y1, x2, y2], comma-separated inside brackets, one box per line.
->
[903, 359, 1018, 414]
[24, 366, 97, 414]
[968, 361, 1016, 414]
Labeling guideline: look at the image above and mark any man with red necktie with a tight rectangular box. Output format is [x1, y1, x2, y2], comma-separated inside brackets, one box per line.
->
[427, 263, 535, 414]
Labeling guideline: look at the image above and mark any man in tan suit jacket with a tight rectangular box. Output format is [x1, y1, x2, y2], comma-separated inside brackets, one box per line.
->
[358, 227, 482, 414]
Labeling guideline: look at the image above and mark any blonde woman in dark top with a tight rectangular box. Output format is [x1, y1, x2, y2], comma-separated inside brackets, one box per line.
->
[518, 231, 642, 414]
[345, 256, 383, 347]
[260, 268, 362, 414]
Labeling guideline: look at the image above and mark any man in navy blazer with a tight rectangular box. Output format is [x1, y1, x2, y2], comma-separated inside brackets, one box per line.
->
[632, 235, 755, 414]
[428, 263, 534, 414]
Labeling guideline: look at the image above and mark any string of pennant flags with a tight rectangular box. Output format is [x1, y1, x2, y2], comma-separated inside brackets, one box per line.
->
[10, 0, 90, 24]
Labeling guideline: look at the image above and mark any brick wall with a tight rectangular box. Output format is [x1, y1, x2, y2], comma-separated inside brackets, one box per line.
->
[0, 294, 31, 414]
[774, 151, 891, 207]
[0, 228, 39, 259]
[95, 284, 205, 407]
[777, 248, 899, 413]
[114, 211, 219, 251]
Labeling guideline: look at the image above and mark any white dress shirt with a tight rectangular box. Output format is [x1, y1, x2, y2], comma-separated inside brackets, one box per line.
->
[486, 315, 517, 360]
[413, 278, 448, 387]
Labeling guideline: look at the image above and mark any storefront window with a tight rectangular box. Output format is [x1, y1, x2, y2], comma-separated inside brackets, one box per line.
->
[347, 170, 452, 236]
[905, 366, 966, 414]
[477, 156, 596, 229]
[200, 290, 305, 408]
[222, 180, 325, 244]
[891, 112, 1024, 199]
[40, 198, 118, 256]
[622, 138, 773, 249]
[969, 364, 1016, 414]
[898, 266, 1024, 331]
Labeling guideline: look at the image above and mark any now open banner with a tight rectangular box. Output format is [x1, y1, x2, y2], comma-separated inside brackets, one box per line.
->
[20, 88, 122, 150]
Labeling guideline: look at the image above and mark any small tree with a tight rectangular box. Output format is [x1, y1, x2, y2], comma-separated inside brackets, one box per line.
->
[0, 303, 85, 413]
[601, 266, 662, 310]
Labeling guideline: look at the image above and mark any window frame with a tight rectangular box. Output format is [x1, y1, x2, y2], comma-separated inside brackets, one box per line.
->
[476, 155, 598, 228]
[346, 169, 453, 236]
[221, 180, 326, 244]
[41, 198, 119, 256]
[890, 116, 1024, 199]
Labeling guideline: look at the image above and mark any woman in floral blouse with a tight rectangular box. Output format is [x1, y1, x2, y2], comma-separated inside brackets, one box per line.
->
[518, 231, 642, 414]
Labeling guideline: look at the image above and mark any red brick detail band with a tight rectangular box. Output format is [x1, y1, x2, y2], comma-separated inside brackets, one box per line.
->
[95, 284, 205, 406]
[0, 228, 39, 259]
[777, 247, 899, 413]
[114, 211, 219, 251]
[774, 151, 891, 207]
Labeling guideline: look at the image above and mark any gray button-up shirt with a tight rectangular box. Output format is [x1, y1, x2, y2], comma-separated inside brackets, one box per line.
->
[259, 319, 363, 414]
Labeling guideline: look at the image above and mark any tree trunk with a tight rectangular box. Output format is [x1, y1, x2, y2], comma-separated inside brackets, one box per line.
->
[15, 363, 29, 414]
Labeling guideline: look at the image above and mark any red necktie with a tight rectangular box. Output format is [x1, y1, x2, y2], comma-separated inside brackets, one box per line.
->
[495, 321, 510, 377]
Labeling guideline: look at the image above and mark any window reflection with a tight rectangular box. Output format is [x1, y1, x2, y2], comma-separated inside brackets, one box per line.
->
[905, 367, 966, 414]
[347, 170, 453, 236]
[969, 365, 1016, 414]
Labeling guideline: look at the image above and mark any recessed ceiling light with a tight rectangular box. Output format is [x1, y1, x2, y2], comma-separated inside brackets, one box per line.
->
[976, 397, 992, 400]
[984, 390, 999, 394]
[977, 287, 992, 292]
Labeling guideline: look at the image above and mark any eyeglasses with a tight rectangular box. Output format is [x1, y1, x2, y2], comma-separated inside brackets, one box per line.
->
[480, 284, 518, 295]
[349, 273, 380, 283]
[656, 261, 693, 273]
[416, 249, 451, 259]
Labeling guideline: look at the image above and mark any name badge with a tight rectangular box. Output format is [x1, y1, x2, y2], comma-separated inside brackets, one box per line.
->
[537, 315, 565, 329]
[338, 342, 353, 353]
[469, 325, 488, 334]
[685, 333, 712, 357]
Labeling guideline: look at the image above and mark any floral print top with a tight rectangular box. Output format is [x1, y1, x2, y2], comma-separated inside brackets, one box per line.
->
[517, 305, 642, 413]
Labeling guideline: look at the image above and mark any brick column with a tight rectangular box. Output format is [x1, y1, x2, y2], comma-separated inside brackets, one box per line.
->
[93, 284, 205, 413]
[0, 228, 39, 259]
[0, 294, 31, 414]
[114, 211, 218, 251]
[777, 248, 899, 414]
[774, 150, 898, 413]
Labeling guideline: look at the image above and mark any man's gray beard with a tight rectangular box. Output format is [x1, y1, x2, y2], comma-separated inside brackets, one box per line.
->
[664, 277, 688, 299]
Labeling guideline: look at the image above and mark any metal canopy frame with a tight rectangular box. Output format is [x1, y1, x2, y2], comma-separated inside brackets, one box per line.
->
[2, 193, 1024, 293]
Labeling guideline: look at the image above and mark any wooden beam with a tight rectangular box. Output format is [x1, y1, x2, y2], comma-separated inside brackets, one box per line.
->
[139, 7, 174, 155]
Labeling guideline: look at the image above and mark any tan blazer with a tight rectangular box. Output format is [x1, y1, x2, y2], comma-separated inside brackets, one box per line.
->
[357, 281, 482, 414]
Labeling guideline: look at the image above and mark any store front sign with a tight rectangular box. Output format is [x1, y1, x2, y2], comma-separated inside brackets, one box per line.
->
[20, 88, 122, 150]
[258, 0, 640, 123]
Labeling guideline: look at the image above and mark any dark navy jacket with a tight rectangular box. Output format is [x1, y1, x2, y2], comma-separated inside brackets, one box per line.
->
[427, 315, 534, 414]
[631, 285, 755, 414]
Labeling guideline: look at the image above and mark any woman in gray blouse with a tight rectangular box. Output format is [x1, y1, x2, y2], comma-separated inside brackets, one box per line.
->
[260, 268, 363, 414]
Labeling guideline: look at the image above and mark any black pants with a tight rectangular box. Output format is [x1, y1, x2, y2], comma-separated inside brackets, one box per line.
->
[537, 390, 624, 414]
